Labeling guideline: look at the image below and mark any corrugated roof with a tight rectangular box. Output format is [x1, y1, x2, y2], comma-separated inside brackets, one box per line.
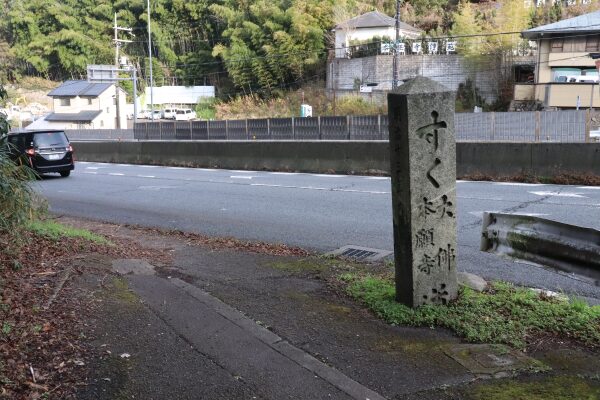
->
[47, 80, 113, 97]
[523, 10, 600, 39]
[45, 111, 102, 122]
[143, 86, 215, 105]
[334, 11, 422, 33]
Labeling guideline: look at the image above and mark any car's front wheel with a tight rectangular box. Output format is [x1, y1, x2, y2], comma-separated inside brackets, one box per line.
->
[60, 171, 71, 177]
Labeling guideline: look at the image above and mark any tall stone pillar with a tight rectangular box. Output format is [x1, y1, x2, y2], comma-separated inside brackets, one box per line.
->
[388, 77, 458, 308]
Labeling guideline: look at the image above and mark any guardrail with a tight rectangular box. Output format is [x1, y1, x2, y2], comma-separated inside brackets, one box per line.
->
[480, 212, 600, 284]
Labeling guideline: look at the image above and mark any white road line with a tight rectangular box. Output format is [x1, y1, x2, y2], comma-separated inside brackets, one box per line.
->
[137, 175, 156, 178]
[469, 211, 550, 218]
[231, 170, 255, 173]
[198, 168, 219, 172]
[311, 174, 348, 178]
[529, 191, 587, 198]
[139, 165, 159, 168]
[365, 177, 389, 180]
[83, 171, 97, 175]
[85, 167, 102, 170]
[495, 182, 546, 187]
[168, 167, 186, 170]
[230, 176, 254, 179]
[117, 164, 132, 167]
[269, 172, 300, 175]
[577, 186, 600, 190]
[77, 161, 90, 164]
[109, 173, 125, 176]
[250, 183, 389, 194]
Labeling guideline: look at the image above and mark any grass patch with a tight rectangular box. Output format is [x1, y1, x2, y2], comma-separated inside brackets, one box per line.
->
[468, 375, 600, 400]
[344, 274, 600, 349]
[26, 219, 111, 245]
[269, 258, 339, 274]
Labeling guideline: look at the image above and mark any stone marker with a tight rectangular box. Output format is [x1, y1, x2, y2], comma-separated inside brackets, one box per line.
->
[388, 76, 458, 307]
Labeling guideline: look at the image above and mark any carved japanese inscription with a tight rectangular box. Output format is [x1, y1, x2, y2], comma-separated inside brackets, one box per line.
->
[388, 77, 458, 308]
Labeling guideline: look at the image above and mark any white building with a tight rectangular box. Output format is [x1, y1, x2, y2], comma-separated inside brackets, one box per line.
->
[27, 80, 127, 130]
[142, 85, 215, 108]
[333, 11, 422, 58]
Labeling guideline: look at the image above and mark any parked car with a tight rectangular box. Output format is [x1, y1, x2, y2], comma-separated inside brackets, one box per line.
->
[138, 110, 151, 119]
[557, 75, 599, 83]
[2, 130, 74, 177]
[175, 108, 195, 121]
[150, 110, 162, 120]
[163, 108, 178, 119]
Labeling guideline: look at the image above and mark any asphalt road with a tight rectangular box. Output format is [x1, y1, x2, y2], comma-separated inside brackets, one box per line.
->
[36, 161, 600, 301]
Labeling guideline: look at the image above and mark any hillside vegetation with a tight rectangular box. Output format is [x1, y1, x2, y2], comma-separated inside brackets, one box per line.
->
[0, 0, 598, 116]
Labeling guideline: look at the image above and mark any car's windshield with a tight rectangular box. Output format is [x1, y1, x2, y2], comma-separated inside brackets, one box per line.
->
[33, 132, 68, 148]
[176, 110, 184, 114]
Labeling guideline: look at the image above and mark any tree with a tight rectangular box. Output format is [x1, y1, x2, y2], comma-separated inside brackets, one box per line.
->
[6, 0, 113, 79]
[450, 1, 484, 58]
[484, 0, 531, 54]
[210, 0, 332, 94]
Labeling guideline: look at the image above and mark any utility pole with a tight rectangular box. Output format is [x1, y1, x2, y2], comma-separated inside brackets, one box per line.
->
[113, 13, 133, 129]
[147, 0, 154, 121]
[392, 0, 401, 90]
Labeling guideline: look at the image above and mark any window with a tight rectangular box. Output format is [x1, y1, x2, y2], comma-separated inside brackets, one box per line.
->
[586, 35, 600, 52]
[551, 39, 563, 52]
[106, 107, 110, 113]
[100, 120, 104, 127]
[87, 98, 93, 105]
[59, 98, 71, 106]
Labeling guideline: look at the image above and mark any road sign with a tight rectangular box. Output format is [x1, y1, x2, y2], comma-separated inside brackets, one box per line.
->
[87, 65, 118, 83]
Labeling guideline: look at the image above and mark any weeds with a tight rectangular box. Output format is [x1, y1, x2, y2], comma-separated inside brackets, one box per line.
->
[26, 219, 111, 244]
[0, 142, 38, 234]
[215, 83, 387, 120]
[460, 172, 600, 186]
[344, 274, 600, 349]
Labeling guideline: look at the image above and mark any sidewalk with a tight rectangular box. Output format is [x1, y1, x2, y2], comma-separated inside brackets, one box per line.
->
[65, 218, 600, 400]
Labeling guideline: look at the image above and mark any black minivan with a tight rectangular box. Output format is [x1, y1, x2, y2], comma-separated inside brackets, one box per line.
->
[3, 130, 75, 177]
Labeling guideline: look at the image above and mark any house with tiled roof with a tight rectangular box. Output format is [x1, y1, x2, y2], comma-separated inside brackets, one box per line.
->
[333, 11, 422, 58]
[514, 10, 600, 109]
[27, 80, 127, 130]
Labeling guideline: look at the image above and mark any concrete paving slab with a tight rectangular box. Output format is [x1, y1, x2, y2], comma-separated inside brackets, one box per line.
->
[127, 274, 386, 400]
[443, 344, 543, 375]
[112, 258, 156, 275]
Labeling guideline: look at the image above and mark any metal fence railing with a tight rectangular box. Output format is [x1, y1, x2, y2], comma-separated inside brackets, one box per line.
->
[65, 129, 134, 141]
[133, 115, 389, 141]
[65, 110, 598, 143]
[454, 110, 590, 142]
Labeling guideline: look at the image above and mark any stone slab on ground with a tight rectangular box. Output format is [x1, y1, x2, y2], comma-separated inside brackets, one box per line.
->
[112, 258, 156, 275]
[443, 344, 542, 375]
[457, 271, 487, 292]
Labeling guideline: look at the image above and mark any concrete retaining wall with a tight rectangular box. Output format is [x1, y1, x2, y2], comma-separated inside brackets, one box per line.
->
[72, 141, 600, 177]
[72, 141, 391, 174]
